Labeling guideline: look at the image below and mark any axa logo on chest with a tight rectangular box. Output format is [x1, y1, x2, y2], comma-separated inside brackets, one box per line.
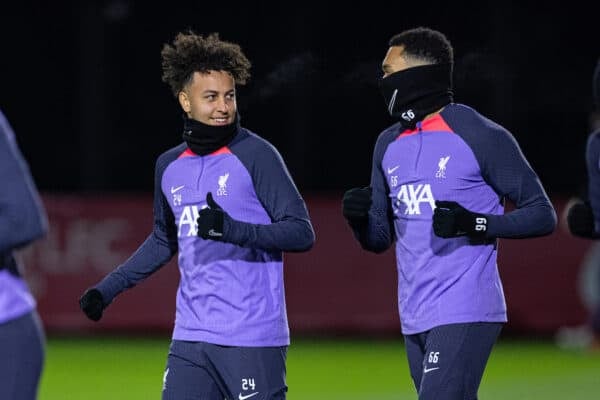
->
[178, 205, 202, 237]
[395, 184, 435, 215]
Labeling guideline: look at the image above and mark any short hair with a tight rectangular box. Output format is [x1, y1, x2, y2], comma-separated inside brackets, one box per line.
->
[161, 31, 251, 97]
[389, 27, 454, 67]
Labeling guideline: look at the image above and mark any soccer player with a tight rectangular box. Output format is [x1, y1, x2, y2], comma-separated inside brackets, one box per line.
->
[79, 31, 315, 400]
[565, 57, 600, 349]
[0, 108, 48, 400]
[341, 27, 556, 399]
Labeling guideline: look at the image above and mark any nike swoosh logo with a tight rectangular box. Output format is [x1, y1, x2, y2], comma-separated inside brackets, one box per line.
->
[388, 88, 398, 115]
[423, 366, 440, 373]
[387, 166, 399, 174]
[208, 229, 223, 237]
[170, 185, 185, 194]
[238, 392, 259, 400]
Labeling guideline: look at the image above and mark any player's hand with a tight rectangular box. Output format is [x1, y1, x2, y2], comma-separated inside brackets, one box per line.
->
[342, 187, 372, 225]
[197, 192, 225, 240]
[566, 200, 598, 238]
[79, 288, 105, 322]
[433, 200, 488, 238]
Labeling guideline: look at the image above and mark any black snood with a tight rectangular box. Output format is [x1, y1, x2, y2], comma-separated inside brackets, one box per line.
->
[378, 63, 453, 129]
[182, 114, 240, 155]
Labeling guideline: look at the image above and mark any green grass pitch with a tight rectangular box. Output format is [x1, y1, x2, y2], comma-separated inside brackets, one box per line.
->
[38, 336, 599, 399]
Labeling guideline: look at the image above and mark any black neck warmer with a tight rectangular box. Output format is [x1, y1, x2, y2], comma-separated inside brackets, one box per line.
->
[378, 63, 453, 129]
[182, 114, 240, 155]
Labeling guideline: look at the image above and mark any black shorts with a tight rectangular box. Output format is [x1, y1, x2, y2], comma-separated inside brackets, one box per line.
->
[0, 310, 45, 400]
[162, 339, 287, 400]
[404, 322, 503, 400]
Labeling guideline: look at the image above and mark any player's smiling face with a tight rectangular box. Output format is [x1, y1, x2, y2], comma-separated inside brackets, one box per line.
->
[178, 70, 237, 126]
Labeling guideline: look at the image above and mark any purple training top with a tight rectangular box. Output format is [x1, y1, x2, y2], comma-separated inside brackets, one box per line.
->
[96, 127, 314, 346]
[0, 110, 48, 324]
[351, 103, 556, 334]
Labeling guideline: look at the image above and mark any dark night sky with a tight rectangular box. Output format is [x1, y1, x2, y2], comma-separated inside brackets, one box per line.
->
[1, 1, 599, 196]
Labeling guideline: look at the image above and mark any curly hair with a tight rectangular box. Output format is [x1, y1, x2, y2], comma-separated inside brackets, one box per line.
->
[161, 31, 251, 97]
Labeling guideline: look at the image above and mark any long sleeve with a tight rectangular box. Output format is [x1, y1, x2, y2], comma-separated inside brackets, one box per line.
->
[477, 127, 557, 238]
[224, 136, 314, 252]
[0, 111, 48, 254]
[349, 127, 397, 253]
[443, 106, 556, 239]
[95, 150, 179, 304]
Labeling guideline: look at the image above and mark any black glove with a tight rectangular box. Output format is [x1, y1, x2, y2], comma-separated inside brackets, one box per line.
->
[197, 192, 225, 240]
[79, 288, 105, 322]
[342, 187, 372, 226]
[433, 200, 488, 238]
[567, 201, 598, 238]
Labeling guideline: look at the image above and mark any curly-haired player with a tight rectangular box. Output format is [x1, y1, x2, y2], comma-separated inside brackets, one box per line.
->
[79, 31, 315, 400]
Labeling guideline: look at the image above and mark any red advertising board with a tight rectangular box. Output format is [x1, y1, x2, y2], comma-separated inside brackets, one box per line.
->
[19, 194, 592, 336]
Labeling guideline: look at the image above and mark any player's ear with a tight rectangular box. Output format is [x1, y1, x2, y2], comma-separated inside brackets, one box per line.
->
[178, 90, 191, 113]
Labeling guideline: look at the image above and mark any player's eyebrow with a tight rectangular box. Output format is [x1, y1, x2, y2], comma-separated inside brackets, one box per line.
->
[202, 89, 235, 95]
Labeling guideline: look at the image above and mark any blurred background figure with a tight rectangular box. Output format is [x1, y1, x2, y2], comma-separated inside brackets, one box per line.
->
[554, 241, 600, 350]
[0, 109, 49, 399]
[557, 58, 600, 351]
